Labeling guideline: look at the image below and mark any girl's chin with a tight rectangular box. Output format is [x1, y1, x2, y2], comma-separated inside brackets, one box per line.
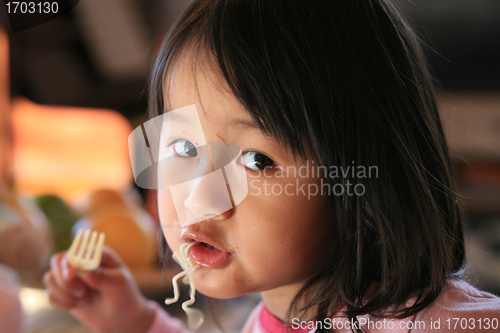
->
[191, 270, 246, 299]
[193, 285, 242, 299]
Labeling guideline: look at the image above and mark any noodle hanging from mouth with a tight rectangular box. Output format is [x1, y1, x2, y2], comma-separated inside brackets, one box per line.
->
[165, 242, 205, 330]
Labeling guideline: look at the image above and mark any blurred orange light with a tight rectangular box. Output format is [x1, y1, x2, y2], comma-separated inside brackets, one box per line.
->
[12, 98, 133, 203]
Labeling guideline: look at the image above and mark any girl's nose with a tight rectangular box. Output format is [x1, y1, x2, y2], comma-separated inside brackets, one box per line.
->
[182, 168, 234, 226]
[167, 141, 245, 227]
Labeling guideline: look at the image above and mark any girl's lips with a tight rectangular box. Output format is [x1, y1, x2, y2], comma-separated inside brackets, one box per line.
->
[189, 242, 232, 268]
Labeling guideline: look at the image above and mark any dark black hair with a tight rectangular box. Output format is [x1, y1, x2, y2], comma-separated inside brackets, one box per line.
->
[149, 1, 465, 332]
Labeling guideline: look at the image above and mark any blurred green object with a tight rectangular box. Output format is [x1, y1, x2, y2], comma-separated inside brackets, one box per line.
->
[35, 195, 79, 252]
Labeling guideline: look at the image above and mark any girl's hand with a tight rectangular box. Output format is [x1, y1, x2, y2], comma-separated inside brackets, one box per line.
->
[43, 246, 155, 333]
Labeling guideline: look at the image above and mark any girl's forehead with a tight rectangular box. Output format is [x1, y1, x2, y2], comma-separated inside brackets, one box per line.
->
[164, 51, 233, 111]
[164, 54, 248, 126]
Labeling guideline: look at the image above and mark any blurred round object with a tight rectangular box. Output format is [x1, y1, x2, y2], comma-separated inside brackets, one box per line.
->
[83, 189, 127, 216]
[0, 223, 47, 272]
[88, 208, 156, 270]
[0, 192, 53, 273]
[35, 195, 78, 252]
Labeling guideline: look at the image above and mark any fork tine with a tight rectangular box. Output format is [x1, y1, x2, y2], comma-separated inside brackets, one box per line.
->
[75, 229, 91, 261]
[83, 231, 98, 261]
[68, 229, 83, 259]
[67, 229, 106, 270]
[88, 233, 105, 270]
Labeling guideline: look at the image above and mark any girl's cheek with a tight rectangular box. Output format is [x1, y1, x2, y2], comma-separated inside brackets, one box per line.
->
[157, 189, 178, 226]
[162, 227, 179, 251]
[158, 189, 182, 251]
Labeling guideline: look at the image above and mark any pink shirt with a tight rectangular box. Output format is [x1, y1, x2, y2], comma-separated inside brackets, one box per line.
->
[147, 279, 500, 333]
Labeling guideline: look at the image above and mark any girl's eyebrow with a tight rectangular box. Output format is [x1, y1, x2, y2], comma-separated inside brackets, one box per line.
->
[163, 110, 188, 124]
[229, 119, 258, 130]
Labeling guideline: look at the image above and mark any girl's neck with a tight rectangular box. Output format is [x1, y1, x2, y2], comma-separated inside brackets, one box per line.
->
[260, 281, 313, 323]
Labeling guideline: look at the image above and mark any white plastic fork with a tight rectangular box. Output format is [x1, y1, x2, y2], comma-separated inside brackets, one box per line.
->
[67, 229, 106, 270]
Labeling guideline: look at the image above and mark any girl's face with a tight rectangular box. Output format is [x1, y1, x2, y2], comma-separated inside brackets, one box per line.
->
[158, 55, 336, 299]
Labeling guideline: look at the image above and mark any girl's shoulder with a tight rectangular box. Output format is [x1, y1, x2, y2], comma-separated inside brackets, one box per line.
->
[413, 278, 500, 331]
[433, 278, 500, 310]
[331, 279, 499, 333]
[358, 279, 500, 333]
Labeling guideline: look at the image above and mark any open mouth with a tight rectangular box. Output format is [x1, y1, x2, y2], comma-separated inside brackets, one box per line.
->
[200, 242, 217, 250]
[188, 241, 232, 268]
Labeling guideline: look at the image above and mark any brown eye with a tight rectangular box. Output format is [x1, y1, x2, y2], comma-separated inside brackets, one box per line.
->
[242, 151, 274, 170]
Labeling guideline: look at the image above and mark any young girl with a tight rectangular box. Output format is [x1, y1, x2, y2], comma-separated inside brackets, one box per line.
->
[44, 0, 500, 332]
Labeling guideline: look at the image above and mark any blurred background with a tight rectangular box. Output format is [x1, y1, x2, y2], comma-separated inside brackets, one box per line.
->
[0, 0, 499, 332]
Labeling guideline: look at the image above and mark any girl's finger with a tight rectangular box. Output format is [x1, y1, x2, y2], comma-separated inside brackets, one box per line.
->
[42, 270, 58, 290]
[43, 268, 87, 298]
[50, 252, 78, 284]
[45, 286, 81, 310]
[43, 271, 84, 301]
[61, 254, 78, 280]
[50, 252, 68, 285]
